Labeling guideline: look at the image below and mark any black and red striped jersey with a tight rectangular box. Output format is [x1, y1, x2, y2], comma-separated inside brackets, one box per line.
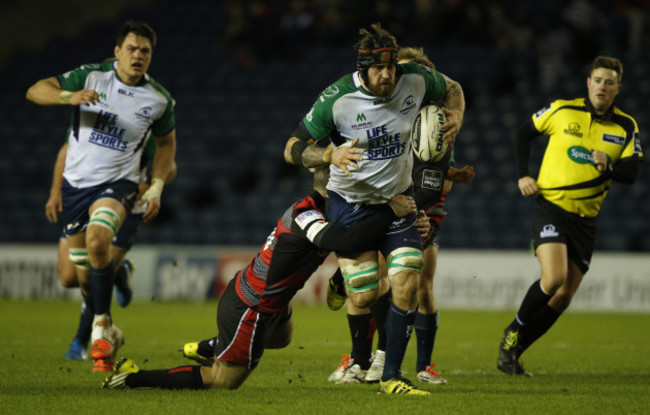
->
[234, 191, 397, 313]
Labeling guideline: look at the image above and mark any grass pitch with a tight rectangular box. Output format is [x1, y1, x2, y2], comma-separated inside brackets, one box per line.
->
[1, 300, 648, 414]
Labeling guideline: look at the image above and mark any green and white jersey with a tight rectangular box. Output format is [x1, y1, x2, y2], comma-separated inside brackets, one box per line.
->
[303, 62, 446, 204]
[58, 61, 175, 188]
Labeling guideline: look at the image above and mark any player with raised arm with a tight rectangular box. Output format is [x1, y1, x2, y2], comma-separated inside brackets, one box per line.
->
[46, 137, 176, 360]
[26, 21, 176, 372]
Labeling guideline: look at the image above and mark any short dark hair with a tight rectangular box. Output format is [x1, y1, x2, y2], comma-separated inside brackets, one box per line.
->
[591, 55, 623, 83]
[116, 20, 157, 48]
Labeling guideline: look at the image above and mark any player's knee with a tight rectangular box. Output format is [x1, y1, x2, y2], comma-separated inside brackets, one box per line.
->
[87, 207, 121, 236]
[205, 367, 238, 390]
[206, 361, 248, 390]
[393, 271, 420, 296]
[550, 291, 573, 312]
[417, 280, 433, 299]
[348, 286, 380, 308]
[417, 289, 435, 313]
[418, 270, 433, 291]
[86, 236, 111, 258]
[68, 248, 89, 271]
[341, 260, 379, 293]
[387, 247, 423, 278]
[541, 277, 563, 296]
[58, 272, 78, 288]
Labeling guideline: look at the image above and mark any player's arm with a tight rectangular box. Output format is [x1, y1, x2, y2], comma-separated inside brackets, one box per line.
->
[141, 130, 176, 222]
[515, 119, 542, 197]
[591, 151, 639, 183]
[284, 137, 329, 167]
[26, 76, 99, 106]
[439, 73, 465, 143]
[298, 195, 416, 254]
[45, 143, 67, 223]
[284, 124, 363, 175]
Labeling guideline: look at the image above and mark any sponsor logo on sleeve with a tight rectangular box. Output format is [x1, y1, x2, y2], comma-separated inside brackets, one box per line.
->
[295, 210, 325, 230]
[321, 85, 339, 101]
[305, 105, 315, 122]
[633, 131, 643, 155]
[534, 104, 552, 119]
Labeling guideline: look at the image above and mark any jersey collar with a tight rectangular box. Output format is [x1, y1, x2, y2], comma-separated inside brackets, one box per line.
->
[584, 96, 614, 122]
[353, 71, 373, 96]
[354, 71, 401, 99]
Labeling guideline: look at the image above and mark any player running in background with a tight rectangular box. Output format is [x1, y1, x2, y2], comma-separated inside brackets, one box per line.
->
[497, 55, 643, 376]
[102, 166, 420, 390]
[26, 20, 176, 372]
[46, 137, 176, 360]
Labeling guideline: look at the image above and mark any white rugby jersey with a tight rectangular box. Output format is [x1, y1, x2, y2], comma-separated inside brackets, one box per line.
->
[58, 61, 175, 188]
[302, 62, 446, 204]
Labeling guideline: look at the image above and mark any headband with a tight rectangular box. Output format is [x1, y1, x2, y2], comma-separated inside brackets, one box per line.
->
[357, 46, 397, 69]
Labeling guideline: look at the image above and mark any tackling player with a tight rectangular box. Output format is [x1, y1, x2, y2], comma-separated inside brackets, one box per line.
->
[102, 166, 420, 390]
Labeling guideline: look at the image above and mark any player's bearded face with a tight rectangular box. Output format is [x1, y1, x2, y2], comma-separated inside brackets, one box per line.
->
[367, 64, 396, 97]
[114, 33, 153, 85]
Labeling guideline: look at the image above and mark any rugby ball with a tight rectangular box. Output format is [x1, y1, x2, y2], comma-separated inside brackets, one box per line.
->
[411, 105, 448, 162]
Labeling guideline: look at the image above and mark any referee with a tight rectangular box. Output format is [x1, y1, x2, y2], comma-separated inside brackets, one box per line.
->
[497, 55, 644, 376]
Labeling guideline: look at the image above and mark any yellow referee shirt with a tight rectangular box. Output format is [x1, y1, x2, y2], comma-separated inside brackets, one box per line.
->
[531, 98, 643, 217]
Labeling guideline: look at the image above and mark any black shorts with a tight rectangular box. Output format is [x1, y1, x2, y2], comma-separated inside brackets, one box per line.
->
[214, 277, 292, 370]
[532, 196, 596, 274]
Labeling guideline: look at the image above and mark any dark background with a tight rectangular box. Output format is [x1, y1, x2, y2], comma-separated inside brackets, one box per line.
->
[1, 0, 648, 250]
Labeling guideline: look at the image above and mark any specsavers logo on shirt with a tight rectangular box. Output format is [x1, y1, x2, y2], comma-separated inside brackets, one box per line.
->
[567, 145, 611, 166]
[567, 146, 593, 164]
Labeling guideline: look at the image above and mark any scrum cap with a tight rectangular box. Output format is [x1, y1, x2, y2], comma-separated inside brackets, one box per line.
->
[356, 23, 398, 71]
